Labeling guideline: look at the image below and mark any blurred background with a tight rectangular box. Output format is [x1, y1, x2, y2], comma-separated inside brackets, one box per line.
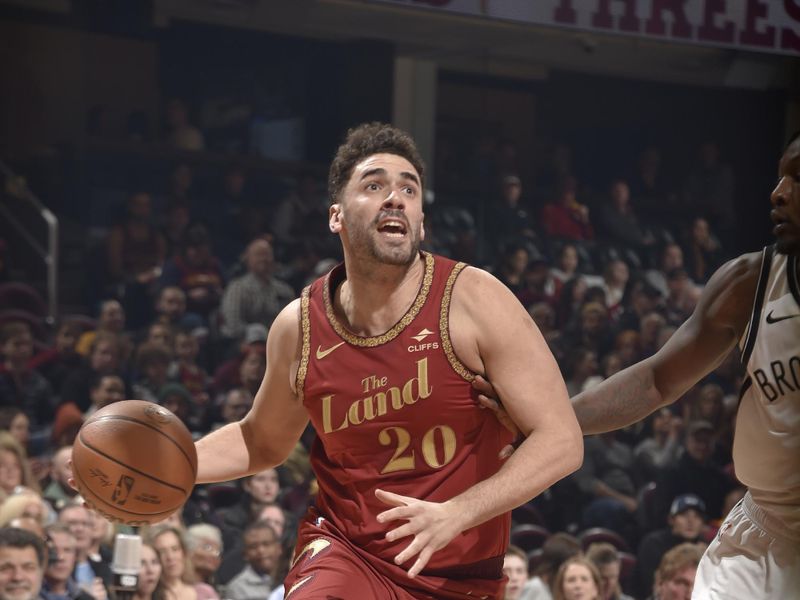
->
[0, 1, 798, 599]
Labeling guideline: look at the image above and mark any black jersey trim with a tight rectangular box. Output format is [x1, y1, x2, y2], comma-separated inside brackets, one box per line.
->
[741, 245, 774, 367]
[737, 376, 753, 409]
[788, 254, 800, 308]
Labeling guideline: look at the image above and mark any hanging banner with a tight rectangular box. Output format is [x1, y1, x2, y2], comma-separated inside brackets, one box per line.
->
[370, 0, 800, 56]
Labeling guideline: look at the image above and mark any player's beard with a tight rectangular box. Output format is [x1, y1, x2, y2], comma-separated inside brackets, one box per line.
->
[348, 212, 421, 267]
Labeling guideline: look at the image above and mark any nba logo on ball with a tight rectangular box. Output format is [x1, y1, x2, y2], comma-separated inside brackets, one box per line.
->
[72, 400, 197, 525]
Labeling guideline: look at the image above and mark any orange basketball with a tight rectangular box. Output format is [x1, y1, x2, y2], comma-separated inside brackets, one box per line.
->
[71, 400, 197, 526]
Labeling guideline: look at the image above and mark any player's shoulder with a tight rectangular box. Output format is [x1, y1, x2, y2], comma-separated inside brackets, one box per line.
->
[698, 249, 765, 326]
[267, 298, 303, 350]
[450, 265, 517, 308]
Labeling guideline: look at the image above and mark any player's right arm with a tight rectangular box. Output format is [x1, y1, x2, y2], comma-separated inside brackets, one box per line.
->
[573, 251, 762, 434]
[195, 299, 309, 483]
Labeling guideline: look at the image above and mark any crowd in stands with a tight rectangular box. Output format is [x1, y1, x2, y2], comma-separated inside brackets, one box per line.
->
[0, 114, 747, 599]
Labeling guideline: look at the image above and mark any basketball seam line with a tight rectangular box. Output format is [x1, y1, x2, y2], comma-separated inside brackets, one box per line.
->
[78, 432, 189, 495]
[87, 414, 197, 476]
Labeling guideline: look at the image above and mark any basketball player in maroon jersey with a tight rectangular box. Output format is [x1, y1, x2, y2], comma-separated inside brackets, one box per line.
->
[194, 123, 583, 599]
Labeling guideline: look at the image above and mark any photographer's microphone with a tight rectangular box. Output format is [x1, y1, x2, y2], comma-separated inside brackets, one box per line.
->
[111, 533, 141, 600]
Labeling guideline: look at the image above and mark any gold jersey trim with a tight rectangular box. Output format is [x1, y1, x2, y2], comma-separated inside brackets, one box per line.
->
[440, 262, 475, 382]
[322, 252, 435, 347]
[296, 286, 311, 399]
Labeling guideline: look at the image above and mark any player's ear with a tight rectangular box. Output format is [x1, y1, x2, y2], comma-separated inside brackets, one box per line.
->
[420, 213, 425, 242]
[329, 203, 343, 233]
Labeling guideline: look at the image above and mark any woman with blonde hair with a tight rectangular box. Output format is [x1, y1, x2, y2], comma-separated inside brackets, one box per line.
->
[0, 431, 40, 501]
[553, 556, 602, 600]
[0, 489, 50, 528]
[147, 525, 218, 600]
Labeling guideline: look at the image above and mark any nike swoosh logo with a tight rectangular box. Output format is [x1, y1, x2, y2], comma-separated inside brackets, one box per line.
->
[315, 341, 345, 359]
[765, 310, 800, 324]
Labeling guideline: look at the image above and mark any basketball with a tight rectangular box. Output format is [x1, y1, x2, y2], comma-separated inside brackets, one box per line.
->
[71, 400, 197, 526]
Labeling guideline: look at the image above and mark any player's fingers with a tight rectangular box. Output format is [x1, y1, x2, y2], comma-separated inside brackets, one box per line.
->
[384, 521, 416, 542]
[471, 375, 497, 399]
[477, 394, 500, 411]
[498, 444, 515, 460]
[376, 504, 414, 524]
[394, 534, 426, 566]
[407, 547, 435, 579]
[66, 477, 78, 492]
[375, 488, 414, 507]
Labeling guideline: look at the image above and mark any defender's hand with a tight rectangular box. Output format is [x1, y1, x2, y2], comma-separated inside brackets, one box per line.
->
[375, 489, 466, 579]
[472, 375, 519, 459]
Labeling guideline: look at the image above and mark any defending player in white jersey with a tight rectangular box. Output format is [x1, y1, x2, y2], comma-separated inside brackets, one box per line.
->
[480, 132, 800, 598]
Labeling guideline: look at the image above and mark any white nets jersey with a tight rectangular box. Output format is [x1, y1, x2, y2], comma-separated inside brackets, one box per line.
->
[736, 247, 800, 539]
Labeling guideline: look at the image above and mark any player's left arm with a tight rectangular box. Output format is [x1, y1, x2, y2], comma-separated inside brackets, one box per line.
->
[376, 267, 582, 577]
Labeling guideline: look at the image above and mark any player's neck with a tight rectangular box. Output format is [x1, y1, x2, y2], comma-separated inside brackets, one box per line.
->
[336, 254, 425, 336]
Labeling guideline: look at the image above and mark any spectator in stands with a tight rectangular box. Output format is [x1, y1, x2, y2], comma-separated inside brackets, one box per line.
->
[222, 521, 281, 600]
[575, 430, 639, 541]
[616, 280, 662, 333]
[0, 239, 8, 284]
[585, 543, 633, 600]
[158, 383, 194, 429]
[219, 239, 294, 340]
[86, 510, 111, 570]
[86, 374, 125, 416]
[165, 99, 205, 151]
[613, 330, 641, 369]
[212, 388, 252, 431]
[144, 323, 175, 353]
[28, 321, 83, 394]
[645, 243, 688, 299]
[648, 542, 704, 600]
[542, 176, 594, 242]
[555, 277, 589, 329]
[495, 244, 530, 296]
[132, 343, 174, 404]
[653, 420, 734, 525]
[502, 545, 528, 600]
[683, 141, 735, 245]
[215, 469, 281, 554]
[75, 301, 127, 358]
[636, 494, 706, 598]
[629, 146, 671, 229]
[0, 526, 46, 600]
[211, 325, 267, 395]
[168, 330, 209, 426]
[552, 556, 601, 600]
[0, 432, 40, 501]
[563, 347, 599, 396]
[638, 311, 667, 359]
[520, 532, 581, 600]
[106, 192, 167, 328]
[561, 302, 612, 362]
[487, 175, 537, 252]
[682, 217, 723, 284]
[663, 268, 699, 327]
[600, 260, 629, 315]
[58, 503, 109, 595]
[550, 244, 581, 293]
[149, 525, 218, 600]
[517, 255, 555, 308]
[62, 333, 123, 416]
[159, 223, 224, 321]
[134, 542, 163, 600]
[598, 179, 655, 257]
[271, 172, 329, 248]
[0, 322, 54, 431]
[186, 524, 223, 588]
[154, 287, 202, 331]
[50, 404, 83, 449]
[0, 491, 49, 530]
[236, 350, 265, 400]
[528, 303, 561, 349]
[42, 523, 104, 600]
[634, 408, 682, 483]
[43, 446, 76, 512]
[0, 409, 29, 453]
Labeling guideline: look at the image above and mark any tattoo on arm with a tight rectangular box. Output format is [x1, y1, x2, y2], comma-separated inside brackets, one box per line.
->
[572, 364, 661, 435]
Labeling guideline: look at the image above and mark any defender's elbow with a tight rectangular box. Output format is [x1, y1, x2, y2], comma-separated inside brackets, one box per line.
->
[562, 428, 584, 475]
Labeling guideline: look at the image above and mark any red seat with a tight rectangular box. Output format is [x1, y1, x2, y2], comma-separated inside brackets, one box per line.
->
[510, 523, 551, 553]
[579, 527, 630, 553]
[0, 309, 48, 342]
[0, 282, 47, 317]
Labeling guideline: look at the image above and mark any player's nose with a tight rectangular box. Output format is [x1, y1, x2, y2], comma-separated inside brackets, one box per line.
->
[770, 176, 790, 207]
[382, 188, 405, 210]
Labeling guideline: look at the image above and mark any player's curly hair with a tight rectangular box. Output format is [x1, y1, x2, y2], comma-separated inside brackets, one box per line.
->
[327, 122, 425, 205]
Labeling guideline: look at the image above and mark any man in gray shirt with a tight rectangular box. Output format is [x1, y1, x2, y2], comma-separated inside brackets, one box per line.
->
[223, 521, 281, 600]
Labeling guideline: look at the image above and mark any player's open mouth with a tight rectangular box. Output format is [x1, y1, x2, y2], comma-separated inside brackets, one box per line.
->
[377, 219, 407, 237]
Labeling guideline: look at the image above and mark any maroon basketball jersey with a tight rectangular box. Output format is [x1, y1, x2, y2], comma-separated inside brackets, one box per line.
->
[297, 252, 513, 576]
